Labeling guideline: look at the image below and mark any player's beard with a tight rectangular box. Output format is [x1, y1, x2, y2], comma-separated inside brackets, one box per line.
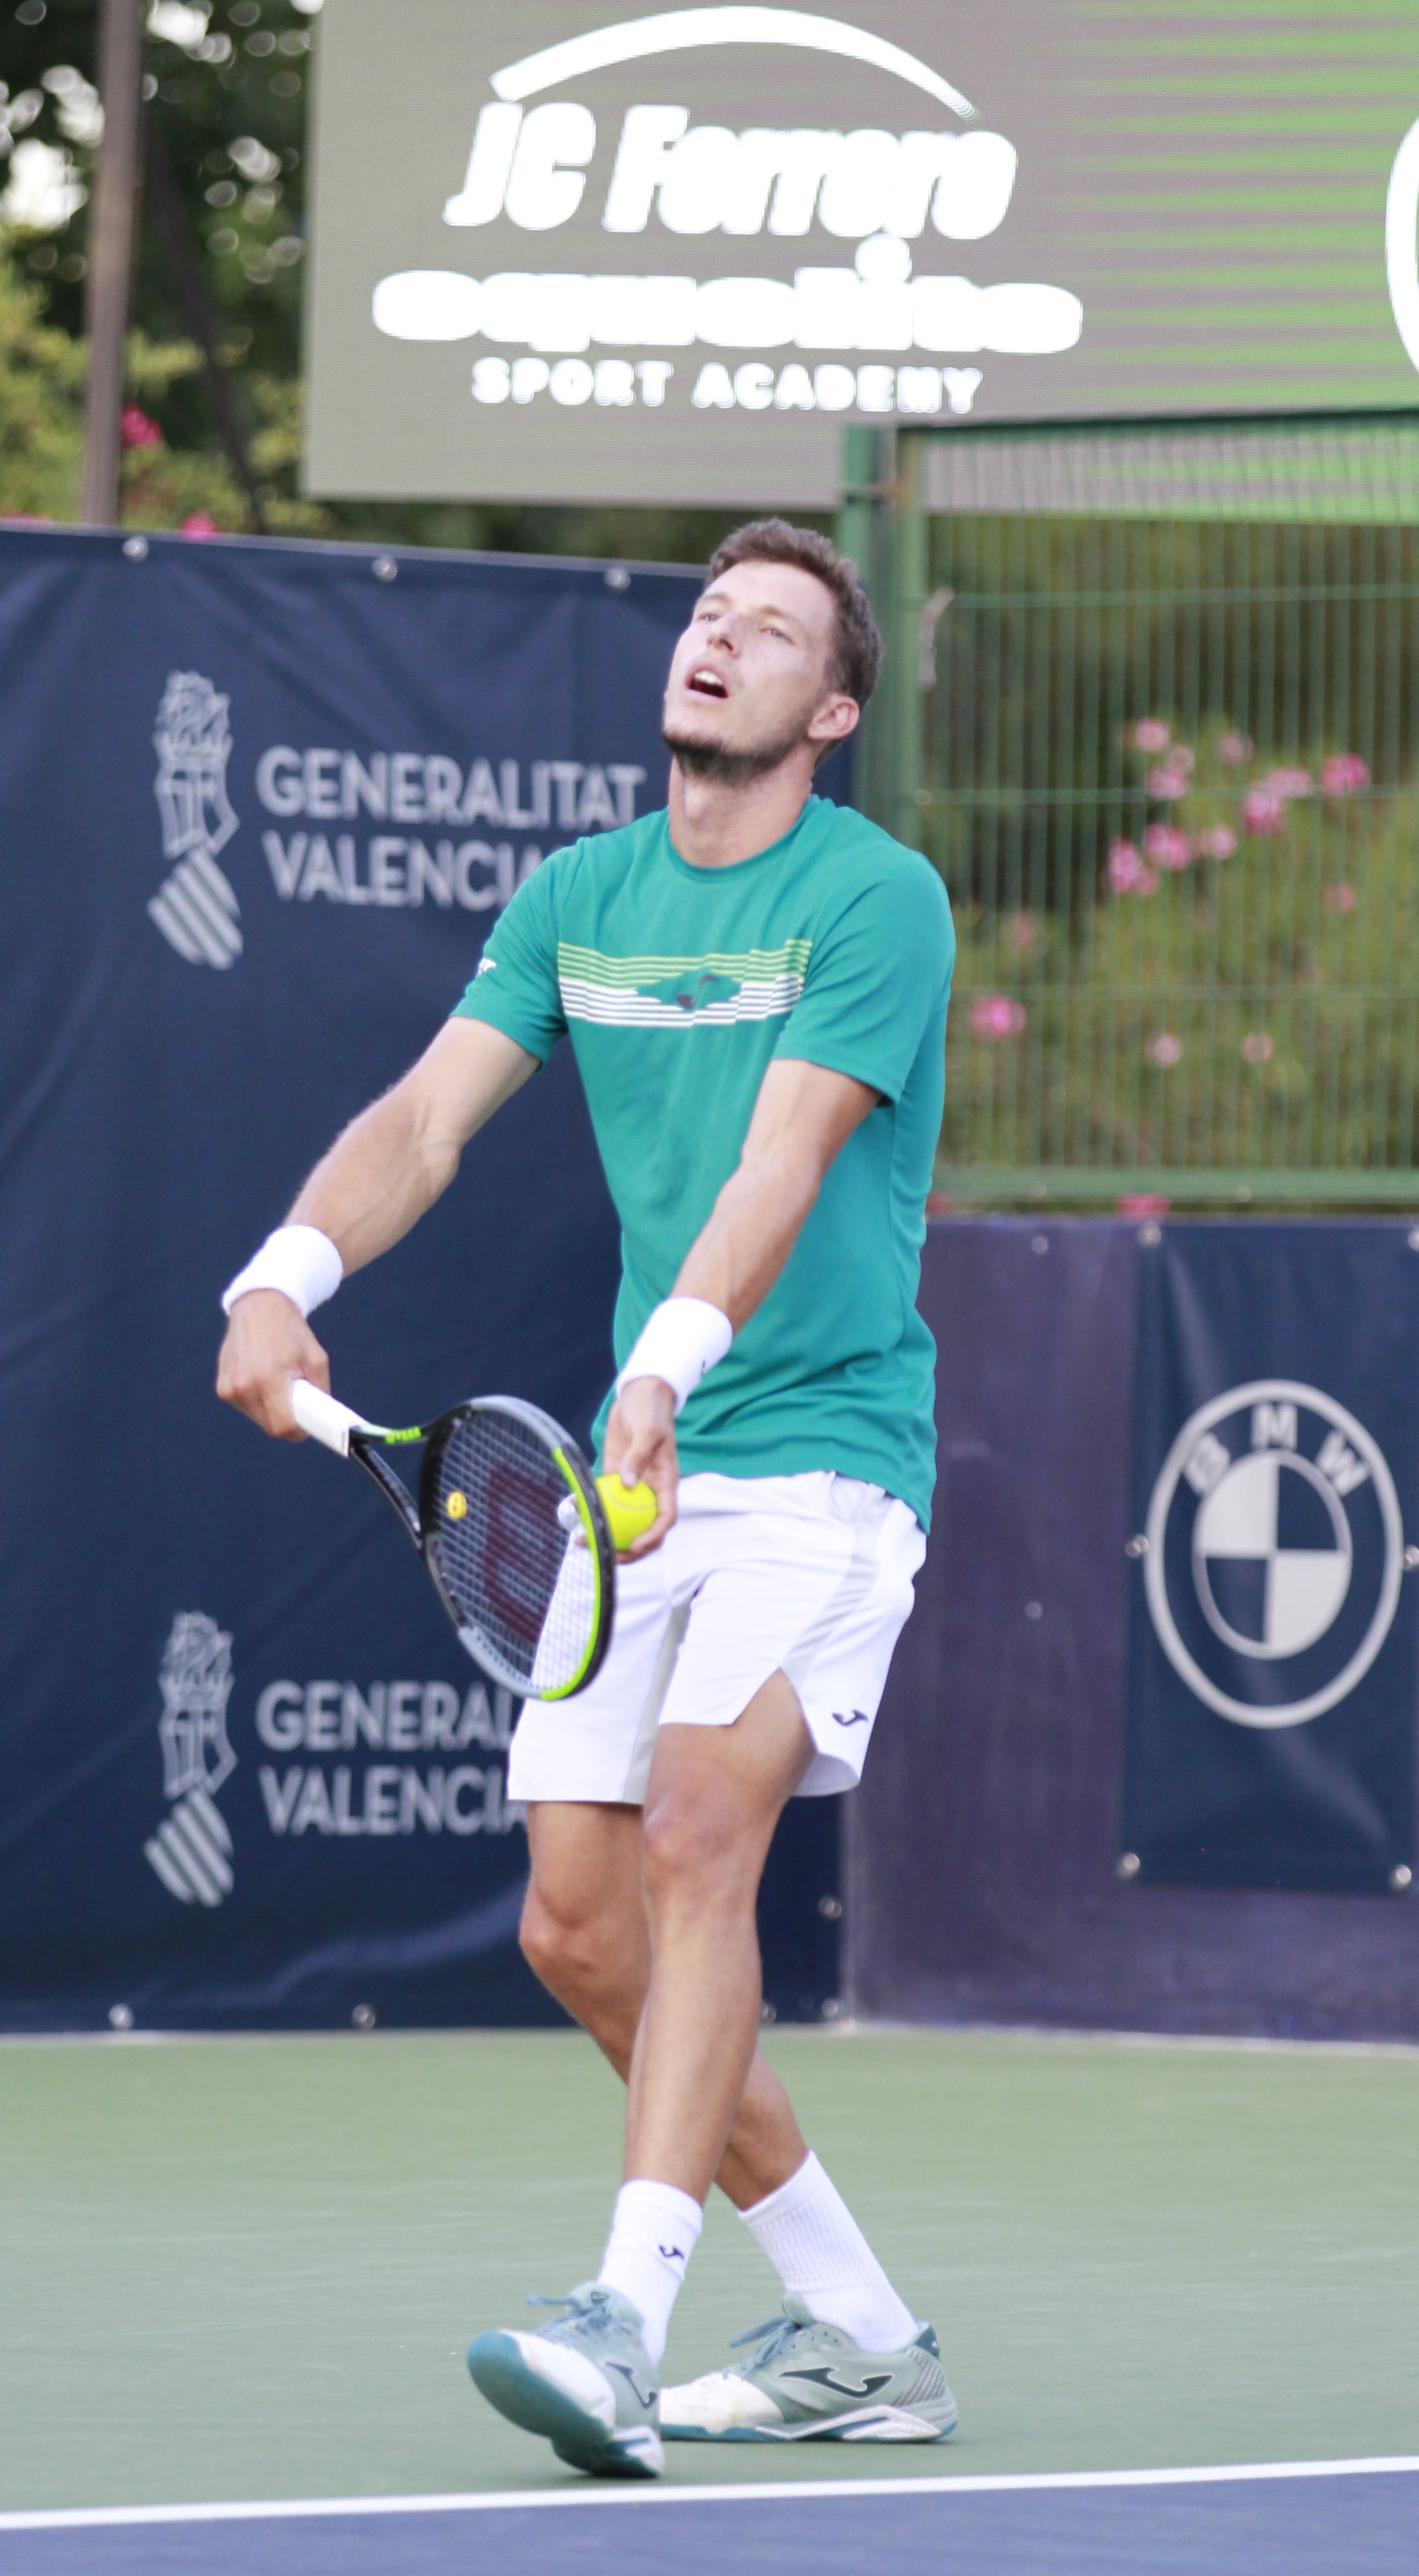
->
[662, 708, 810, 785]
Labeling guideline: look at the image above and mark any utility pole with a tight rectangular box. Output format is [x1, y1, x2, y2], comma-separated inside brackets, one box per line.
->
[81, 0, 145, 527]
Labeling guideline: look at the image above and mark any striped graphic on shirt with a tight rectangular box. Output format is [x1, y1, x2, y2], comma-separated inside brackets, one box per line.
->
[557, 940, 811, 1028]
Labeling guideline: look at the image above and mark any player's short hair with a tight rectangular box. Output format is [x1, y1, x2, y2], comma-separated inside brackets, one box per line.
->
[706, 519, 882, 710]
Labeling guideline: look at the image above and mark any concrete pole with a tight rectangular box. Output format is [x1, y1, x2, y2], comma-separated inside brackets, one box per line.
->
[81, 0, 145, 527]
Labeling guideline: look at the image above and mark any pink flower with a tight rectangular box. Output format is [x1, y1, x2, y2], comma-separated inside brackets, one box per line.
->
[1263, 765, 1312, 800]
[1218, 731, 1254, 765]
[180, 513, 220, 538]
[1323, 882, 1357, 914]
[1118, 1192, 1170, 1217]
[970, 994, 1027, 1041]
[1147, 762, 1190, 801]
[1148, 1033, 1182, 1068]
[1107, 839, 1157, 895]
[1240, 1032, 1273, 1064]
[120, 405, 162, 450]
[1145, 823, 1192, 870]
[1196, 825, 1237, 860]
[1004, 912, 1037, 953]
[1242, 786, 1287, 836]
[1132, 718, 1171, 754]
[1321, 753, 1369, 797]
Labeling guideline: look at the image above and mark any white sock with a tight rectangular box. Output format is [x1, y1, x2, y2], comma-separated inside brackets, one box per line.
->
[596, 2178, 703, 2366]
[738, 2151, 918, 2351]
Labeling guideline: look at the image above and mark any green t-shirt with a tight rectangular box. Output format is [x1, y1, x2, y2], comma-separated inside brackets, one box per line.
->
[452, 795, 954, 1529]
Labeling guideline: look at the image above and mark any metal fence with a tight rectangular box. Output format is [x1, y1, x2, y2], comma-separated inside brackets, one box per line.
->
[843, 418, 1419, 1204]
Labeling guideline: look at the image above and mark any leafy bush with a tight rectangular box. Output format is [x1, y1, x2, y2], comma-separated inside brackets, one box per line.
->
[942, 713, 1419, 1177]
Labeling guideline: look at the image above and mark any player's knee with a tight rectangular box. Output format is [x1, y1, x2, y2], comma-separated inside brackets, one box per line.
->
[641, 1794, 743, 1911]
[519, 1886, 620, 2007]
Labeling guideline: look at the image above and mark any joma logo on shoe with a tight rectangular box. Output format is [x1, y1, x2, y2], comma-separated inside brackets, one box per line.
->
[608, 2360, 657, 2410]
[784, 2366, 894, 2399]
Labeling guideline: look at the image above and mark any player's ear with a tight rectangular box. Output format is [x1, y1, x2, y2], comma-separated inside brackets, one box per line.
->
[807, 692, 860, 749]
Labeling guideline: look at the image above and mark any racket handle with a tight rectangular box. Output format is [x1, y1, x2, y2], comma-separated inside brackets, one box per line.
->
[290, 1380, 382, 1456]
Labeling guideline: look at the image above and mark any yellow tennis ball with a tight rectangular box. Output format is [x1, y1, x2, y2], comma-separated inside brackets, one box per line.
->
[595, 1472, 659, 1550]
[445, 1490, 468, 1521]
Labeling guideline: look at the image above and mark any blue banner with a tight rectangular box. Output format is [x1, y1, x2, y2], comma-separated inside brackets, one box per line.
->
[0, 526, 840, 2030]
[1123, 1224, 1419, 1893]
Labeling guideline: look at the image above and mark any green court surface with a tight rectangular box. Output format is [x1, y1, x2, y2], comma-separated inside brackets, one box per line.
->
[3, 2025, 1416, 2513]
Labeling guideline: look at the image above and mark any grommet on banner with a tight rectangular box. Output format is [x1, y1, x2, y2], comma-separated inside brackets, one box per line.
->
[1139, 1222, 1163, 1247]
[604, 564, 630, 591]
[1125, 1534, 1148, 1558]
[1405, 1546, 1419, 1570]
[109, 2003, 134, 2030]
[352, 2003, 377, 2029]
[1030, 1233, 1049, 1255]
[817, 1895, 843, 1920]
[1025, 1599, 1042, 1620]
[821, 1998, 841, 2020]
[1409, 1229, 1419, 1251]
[121, 535, 148, 560]
[1390, 1865, 1413, 1892]
[1117, 1852, 1141, 1881]
[371, 555, 398, 582]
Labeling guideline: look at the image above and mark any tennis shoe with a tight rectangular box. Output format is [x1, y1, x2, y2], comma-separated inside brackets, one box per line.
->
[659, 2294, 957, 2443]
[467, 2282, 663, 2478]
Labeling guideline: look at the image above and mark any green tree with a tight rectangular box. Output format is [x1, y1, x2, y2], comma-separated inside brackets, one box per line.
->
[0, 240, 82, 515]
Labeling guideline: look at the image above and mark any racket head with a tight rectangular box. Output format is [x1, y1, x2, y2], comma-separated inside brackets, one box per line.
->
[418, 1398, 615, 1700]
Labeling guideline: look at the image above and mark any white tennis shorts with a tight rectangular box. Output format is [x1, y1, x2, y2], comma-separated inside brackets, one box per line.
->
[508, 1469, 926, 1805]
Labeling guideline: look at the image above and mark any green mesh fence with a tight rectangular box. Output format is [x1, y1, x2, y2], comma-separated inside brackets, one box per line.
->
[854, 419, 1419, 1205]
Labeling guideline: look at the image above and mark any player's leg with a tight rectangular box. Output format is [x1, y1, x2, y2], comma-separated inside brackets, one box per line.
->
[595, 1675, 927, 2374]
[624, 1668, 809, 2193]
[518, 1802, 648, 2079]
[469, 1764, 810, 2482]
[619, 1672, 950, 2449]
[518, 1795, 812, 2201]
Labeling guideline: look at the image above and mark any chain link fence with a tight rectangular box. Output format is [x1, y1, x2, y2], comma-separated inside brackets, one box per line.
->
[853, 419, 1419, 1204]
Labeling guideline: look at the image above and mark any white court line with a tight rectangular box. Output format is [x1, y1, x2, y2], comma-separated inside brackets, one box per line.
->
[6, 2025, 1419, 2059]
[3, 2457, 1417, 2532]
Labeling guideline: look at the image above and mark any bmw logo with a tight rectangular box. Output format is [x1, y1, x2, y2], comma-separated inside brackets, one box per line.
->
[1142, 1381, 1404, 1729]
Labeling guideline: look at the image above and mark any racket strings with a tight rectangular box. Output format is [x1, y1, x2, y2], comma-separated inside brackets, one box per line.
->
[428, 1411, 598, 1695]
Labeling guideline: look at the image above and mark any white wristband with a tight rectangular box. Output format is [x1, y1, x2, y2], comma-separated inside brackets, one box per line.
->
[221, 1224, 343, 1320]
[616, 1296, 733, 1413]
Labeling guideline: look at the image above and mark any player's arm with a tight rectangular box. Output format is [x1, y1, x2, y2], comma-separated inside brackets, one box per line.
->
[217, 1018, 537, 1440]
[603, 1056, 879, 1548]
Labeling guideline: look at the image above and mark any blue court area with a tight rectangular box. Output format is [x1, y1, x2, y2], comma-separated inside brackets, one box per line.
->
[4, 2468, 1418, 2576]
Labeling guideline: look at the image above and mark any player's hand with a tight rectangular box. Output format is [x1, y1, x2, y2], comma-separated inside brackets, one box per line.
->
[217, 1290, 331, 1440]
[603, 1375, 679, 1556]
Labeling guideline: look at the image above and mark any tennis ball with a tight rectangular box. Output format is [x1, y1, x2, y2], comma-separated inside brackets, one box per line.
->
[595, 1472, 659, 1550]
[445, 1490, 468, 1521]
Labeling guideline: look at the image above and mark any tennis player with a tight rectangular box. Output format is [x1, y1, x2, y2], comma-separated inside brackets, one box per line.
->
[217, 521, 956, 2478]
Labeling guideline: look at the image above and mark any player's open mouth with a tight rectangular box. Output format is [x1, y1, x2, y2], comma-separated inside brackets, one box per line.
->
[686, 666, 729, 699]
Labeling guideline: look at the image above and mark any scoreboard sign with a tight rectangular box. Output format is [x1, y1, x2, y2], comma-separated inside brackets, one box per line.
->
[305, 1, 1419, 506]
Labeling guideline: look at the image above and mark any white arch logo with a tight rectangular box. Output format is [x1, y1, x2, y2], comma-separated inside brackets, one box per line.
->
[1142, 1381, 1404, 1730]
[492, 8, 976, 116]
[1386, 115, 1419, 372]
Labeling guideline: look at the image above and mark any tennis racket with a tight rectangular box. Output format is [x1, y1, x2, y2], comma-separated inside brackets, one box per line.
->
[290, 1382, 615, 1701]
